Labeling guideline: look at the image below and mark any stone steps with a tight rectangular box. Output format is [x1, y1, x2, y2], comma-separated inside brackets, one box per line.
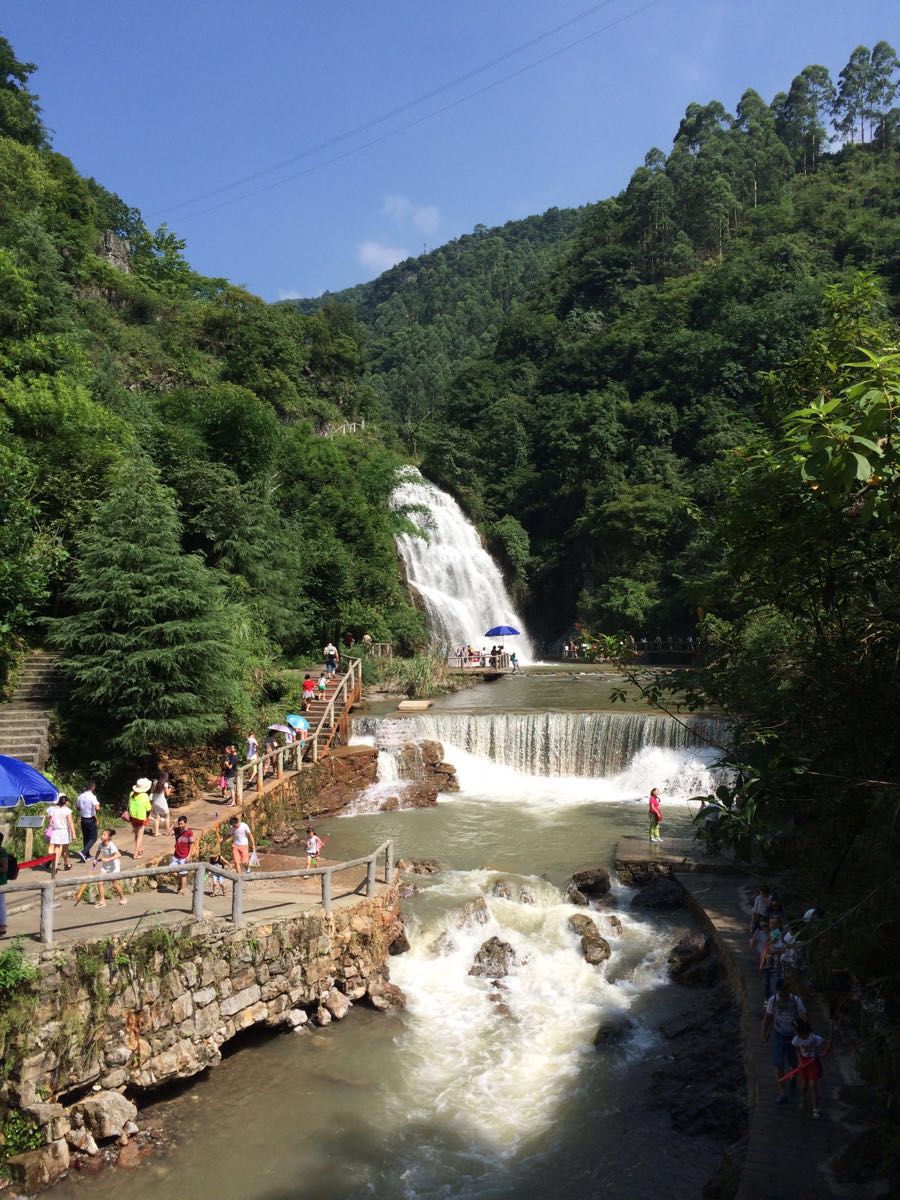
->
[0, 651, 64, 769]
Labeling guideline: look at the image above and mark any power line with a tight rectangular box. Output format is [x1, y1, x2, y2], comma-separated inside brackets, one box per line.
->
[149, 0, 627, 217]
[165, 0, 667, 226]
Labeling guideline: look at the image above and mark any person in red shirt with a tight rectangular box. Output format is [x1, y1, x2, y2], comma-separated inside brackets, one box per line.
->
[170, 816, 194, 895]
[648, 787, 663, 842]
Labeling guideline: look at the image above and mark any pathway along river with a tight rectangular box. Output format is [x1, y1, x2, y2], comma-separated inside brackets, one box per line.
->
[50, 671, 730, 1200]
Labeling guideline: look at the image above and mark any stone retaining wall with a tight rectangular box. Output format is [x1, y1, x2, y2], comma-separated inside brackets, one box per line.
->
[1, 882, 402, 1191]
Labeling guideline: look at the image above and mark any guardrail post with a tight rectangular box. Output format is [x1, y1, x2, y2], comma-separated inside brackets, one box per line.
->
[232, 874, 244, 927]
[322, 870, 332, 914]
[276, 748, 284, 780]
[385, 840, 394, 883]
[367, 856, 377, 897]
[312, 737, 319, 764]
[256, 758, 265, 793]
[40, 882, 54, 945]
[192, 862, 205, 920]
[236, 771, 244, 807]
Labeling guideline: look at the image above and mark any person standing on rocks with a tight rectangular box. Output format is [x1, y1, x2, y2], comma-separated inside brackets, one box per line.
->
[762, 980, 807, 1105]
[75, 781, 101, 858]
[648, 787, 663, 842]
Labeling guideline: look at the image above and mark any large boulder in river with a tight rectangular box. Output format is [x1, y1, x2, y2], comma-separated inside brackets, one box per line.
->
[675, 956, 720, 988]
[518, 886, 536, 905]
[566, 884, 590, 907]
[72, 1091, 137, 1141]
[570, 865, 612, 897]
[492, 880, 514, 899]
[367, 980, 406, 1011]
[631, 877, 685, 909]
[598, 914, 623, 937]
[469, 937, 517, 978]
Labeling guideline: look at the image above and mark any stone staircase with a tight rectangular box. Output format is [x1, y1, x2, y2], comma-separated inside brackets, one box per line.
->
[0, 651, 64, 769]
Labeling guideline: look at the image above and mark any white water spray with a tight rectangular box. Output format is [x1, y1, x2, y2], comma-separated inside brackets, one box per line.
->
[391, 467, 534, 660]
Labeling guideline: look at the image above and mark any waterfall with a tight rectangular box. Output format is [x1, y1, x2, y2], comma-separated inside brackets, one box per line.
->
[391, 466, 534, 660]
[355, 711, 725, 778]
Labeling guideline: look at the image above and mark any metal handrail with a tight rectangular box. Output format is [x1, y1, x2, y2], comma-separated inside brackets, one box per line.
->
[1, 838, 394, 945]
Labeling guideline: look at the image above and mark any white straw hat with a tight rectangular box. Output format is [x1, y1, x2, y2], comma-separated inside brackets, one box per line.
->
[133, 777, 152, 793]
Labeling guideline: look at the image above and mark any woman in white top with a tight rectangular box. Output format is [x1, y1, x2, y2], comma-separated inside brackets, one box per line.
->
[150, 770, 173, 838]
[46, 794, 76, 873]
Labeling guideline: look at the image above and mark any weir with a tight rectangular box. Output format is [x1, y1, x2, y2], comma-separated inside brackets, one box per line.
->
[355, 710, 727, 779]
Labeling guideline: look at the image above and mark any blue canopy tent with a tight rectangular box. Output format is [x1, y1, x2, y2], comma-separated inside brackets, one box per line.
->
[0, 755, 57, 808]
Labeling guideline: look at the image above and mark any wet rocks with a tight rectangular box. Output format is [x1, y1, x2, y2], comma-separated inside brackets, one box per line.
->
[570, 865, 612, 898]
[324, 987, 352, 1020]
[567, 914, 610, 964]
[566, 884, 590, 906]
[367, 980, 406, 1010]
[72, 1091, 138, 1141]
[492, 880, 514, 899]
[667, 932, 718, 988]
[399, 858, 446, 875]
[598, 914, 623, 937]
[469, 937, 517, 978]
[398, 881, 419, 899]
[389, 924, 411, 956]
[455, 896, 490, 927]
[631, 877, 685, 909]
[593, 1013, 635, 1048]
[430, 930, 456, 956]
[518, 886, 536, 905]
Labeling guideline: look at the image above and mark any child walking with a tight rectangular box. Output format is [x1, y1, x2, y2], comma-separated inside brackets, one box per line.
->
[648, 787, 663, 842]
[791, 1018, 829, 1119]
[94, 828, 127, 907]
[305, 826, 326, 868]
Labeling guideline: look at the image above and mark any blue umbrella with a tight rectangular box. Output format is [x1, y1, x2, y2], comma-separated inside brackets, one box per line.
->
[0, 755, 58, 808]
[286, 714, 310, 731]
[485, 625, 520, 637]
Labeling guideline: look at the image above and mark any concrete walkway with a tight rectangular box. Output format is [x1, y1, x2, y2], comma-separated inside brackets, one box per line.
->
[616, 837, 857, 1200]
[2, 859, 381, 949]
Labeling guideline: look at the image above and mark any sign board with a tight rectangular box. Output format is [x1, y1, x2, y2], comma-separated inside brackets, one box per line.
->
[16, 814, 44, 829]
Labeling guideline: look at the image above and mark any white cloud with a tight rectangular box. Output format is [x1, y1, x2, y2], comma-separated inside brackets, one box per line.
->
[277, 288, 304, 300]
[357, 240, 410, 273]
[382, 192, 441, 236]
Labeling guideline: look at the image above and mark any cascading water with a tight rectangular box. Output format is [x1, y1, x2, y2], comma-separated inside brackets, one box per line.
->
[391, 466, 534, 660]
[355, 709, 727, 803]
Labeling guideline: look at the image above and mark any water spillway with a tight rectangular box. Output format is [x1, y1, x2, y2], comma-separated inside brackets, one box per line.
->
[356, 710, 723, 779]
[391, 466, 534, 659]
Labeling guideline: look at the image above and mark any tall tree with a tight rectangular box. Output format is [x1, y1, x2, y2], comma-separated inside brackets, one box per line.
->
[0, 35, 45, 148]
[733, 89, 793, 206]
[53, 464, 252, 761]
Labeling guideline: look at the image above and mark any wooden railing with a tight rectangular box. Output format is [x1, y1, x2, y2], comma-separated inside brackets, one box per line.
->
[2, 839, 394, 945]
[321, 419, 366, 438]
[233, 655, 363, 803]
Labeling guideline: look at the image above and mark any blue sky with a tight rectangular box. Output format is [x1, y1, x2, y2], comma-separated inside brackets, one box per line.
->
[4, 1, 896, 300]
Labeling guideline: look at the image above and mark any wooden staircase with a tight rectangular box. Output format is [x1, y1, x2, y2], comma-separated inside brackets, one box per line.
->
[0, 651, 64, 769]
[301, 658, 364, 762]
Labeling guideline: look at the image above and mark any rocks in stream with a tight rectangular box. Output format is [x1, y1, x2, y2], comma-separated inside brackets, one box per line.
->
[570, 865, 612, 898]
[667, 932, 719, 987]
[518, 886, 536, 905]
[631, 877, 685, 909]
[593, 1014, 635, 1048]
[469, 937, 517, 979]
[398, 858, 446, 875]
[567, 914, 611, 965]
[455, 896, 490, 927]
[367, 980, 406, 1011]
[491, 880, 514, 899]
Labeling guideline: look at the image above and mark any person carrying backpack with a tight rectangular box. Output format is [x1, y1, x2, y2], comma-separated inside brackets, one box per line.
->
[762, 980, 807, 1104]
[0, 830, 20, 936]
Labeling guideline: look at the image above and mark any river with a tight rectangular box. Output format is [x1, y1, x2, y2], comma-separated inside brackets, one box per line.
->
[49, 670, 729, 1200]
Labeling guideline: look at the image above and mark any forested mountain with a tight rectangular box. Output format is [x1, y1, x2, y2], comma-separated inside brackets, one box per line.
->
[0, 34, 422, 768]
[294, 46, 900, 645]
[285, 206, 583, 451]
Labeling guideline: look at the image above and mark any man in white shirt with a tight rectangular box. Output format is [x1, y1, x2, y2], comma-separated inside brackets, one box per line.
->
[75, 782, 100, 857]
[228, 815, 256, 875]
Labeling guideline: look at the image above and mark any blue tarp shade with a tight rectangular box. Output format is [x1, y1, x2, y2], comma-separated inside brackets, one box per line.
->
[485, 626, 520, 637]
[0, 755, 58, 808]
